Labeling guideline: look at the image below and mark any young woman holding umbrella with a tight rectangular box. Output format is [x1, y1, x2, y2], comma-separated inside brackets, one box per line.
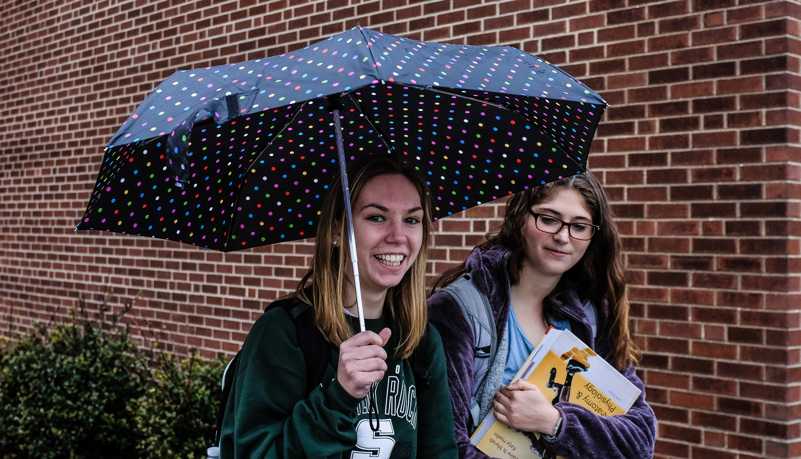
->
[428, 172, 656, 459]
[220, 155, 458, 458]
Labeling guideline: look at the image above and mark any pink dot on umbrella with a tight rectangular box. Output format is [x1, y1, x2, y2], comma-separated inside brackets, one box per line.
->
[106, 187, 112, 192]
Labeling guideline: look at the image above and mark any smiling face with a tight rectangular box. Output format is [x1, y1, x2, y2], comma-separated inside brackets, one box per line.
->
[521, 187, 594, 283]
[343, 173, 425, 308]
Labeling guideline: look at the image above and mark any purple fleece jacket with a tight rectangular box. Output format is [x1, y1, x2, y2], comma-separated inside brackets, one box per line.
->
[428, 246, 657, 459]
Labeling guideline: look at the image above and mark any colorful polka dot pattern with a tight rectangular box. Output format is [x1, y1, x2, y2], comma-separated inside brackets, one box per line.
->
[78, 26, 606, 251]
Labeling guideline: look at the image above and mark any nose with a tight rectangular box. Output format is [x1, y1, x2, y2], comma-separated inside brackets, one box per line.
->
[385, 219, 406, 243]
[553, 224, 571, 242]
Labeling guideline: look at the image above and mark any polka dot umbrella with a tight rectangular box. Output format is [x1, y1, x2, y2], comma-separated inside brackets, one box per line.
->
[77, 25, 607, 329]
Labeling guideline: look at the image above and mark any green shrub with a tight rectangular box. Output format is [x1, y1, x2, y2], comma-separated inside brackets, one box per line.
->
[0, 298, 226, 459]
[0, 310, 148, 458]
[132, 349, 226, 458]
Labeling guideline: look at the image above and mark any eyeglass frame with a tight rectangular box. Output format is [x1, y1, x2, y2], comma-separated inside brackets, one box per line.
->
[527, 209, 599, 241]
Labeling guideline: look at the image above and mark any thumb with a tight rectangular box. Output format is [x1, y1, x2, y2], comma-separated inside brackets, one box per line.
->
[378, 327, 392, 346]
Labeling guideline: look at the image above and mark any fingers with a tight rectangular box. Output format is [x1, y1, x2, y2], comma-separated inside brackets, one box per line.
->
[506, 379, 536, 391]
[493, 381, 562, 433]
[377, 327, 392, 346]
[337, 329, 392, 398]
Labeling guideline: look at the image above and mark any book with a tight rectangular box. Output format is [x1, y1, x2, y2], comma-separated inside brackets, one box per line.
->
[470, 328, 641, 459]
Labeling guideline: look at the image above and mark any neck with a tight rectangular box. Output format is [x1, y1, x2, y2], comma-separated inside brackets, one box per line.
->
[511, 266, 561, 313]
[344, 288, 386, 319]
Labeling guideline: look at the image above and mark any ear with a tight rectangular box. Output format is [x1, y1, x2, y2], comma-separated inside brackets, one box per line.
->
[332, 223, 341, 246]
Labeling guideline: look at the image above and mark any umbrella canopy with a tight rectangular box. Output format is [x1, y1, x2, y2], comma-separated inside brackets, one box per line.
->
[77, 26, 606, 252]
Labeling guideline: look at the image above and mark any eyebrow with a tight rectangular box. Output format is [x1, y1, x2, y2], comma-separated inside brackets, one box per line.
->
[360, 203, 424, 214]
[534, 206, 593, 222]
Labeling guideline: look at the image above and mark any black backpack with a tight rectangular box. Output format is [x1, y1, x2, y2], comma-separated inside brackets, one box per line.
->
[212, 297, 431, 446]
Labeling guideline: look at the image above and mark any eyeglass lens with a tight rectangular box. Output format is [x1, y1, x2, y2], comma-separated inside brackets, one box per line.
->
[532, 213, 595, 240]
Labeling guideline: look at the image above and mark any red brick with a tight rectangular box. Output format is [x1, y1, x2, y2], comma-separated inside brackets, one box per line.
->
[6, 5, 801, 458]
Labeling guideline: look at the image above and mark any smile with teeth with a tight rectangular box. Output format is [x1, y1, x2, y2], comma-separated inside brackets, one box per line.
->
[375, 254, 405, 267]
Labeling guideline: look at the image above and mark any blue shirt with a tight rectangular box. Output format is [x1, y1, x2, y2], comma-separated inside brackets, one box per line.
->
[503, 305, 572, 384]
[503, 305, 536, 384]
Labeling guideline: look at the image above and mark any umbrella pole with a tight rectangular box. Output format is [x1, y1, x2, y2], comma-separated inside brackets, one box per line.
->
[331, 107, 366, 333]
[332, 107, 381, 432]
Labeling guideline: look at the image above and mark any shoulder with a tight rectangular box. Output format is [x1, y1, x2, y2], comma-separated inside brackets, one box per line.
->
[423, 322, 444, 350]
[428, 288, 459, 315]
[251, 299, 298, 333]
[241, 298, 308, 361]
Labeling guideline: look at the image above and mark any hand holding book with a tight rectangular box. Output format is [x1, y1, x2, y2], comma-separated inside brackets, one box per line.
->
[492, 380, 562, 437]
[471, 328, 642, 459]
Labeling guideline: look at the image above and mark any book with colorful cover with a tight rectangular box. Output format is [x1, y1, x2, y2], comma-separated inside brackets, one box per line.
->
[470, 328, 641, 459]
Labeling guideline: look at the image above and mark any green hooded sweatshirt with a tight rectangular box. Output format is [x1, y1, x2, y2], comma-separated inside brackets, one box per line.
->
[219, 299, 458, 458]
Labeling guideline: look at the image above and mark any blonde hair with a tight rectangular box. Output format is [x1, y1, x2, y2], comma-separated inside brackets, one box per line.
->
[296, 154, 432, 359]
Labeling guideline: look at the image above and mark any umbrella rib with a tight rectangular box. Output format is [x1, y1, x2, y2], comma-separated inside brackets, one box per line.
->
[222, 104, 309, 251]
[344, 92, 395, 157]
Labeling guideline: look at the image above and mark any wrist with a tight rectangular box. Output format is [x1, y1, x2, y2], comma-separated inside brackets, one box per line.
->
[543, 410, 562, 439]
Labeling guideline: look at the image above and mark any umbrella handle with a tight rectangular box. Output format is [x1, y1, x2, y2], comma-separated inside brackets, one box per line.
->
[331, 107, 366, 333]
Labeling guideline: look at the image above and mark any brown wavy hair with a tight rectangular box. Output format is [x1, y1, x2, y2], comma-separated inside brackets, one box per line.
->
[432, 172, 638, 369]
[295, 154, 432, 359]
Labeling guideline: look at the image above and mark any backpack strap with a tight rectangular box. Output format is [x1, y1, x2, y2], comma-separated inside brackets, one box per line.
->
[271, 298, 330, 394]
[213, 351, 240, 445]
[441, 274, 496, 426]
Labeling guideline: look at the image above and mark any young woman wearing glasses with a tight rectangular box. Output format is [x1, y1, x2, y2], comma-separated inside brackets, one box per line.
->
[428, 172, 656, 459]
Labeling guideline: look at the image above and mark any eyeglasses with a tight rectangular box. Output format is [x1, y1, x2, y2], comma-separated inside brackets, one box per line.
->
[528, 210, 598, 241]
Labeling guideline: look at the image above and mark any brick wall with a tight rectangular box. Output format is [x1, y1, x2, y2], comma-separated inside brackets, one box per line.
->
[1, 1, 799, 457]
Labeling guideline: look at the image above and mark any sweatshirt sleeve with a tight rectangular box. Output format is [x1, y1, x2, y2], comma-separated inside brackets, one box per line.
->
[220, 307, 361, 459]
[428, 290, 493, 459]
[414, 324, 459, 458]
[544, 364, 656, 459]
